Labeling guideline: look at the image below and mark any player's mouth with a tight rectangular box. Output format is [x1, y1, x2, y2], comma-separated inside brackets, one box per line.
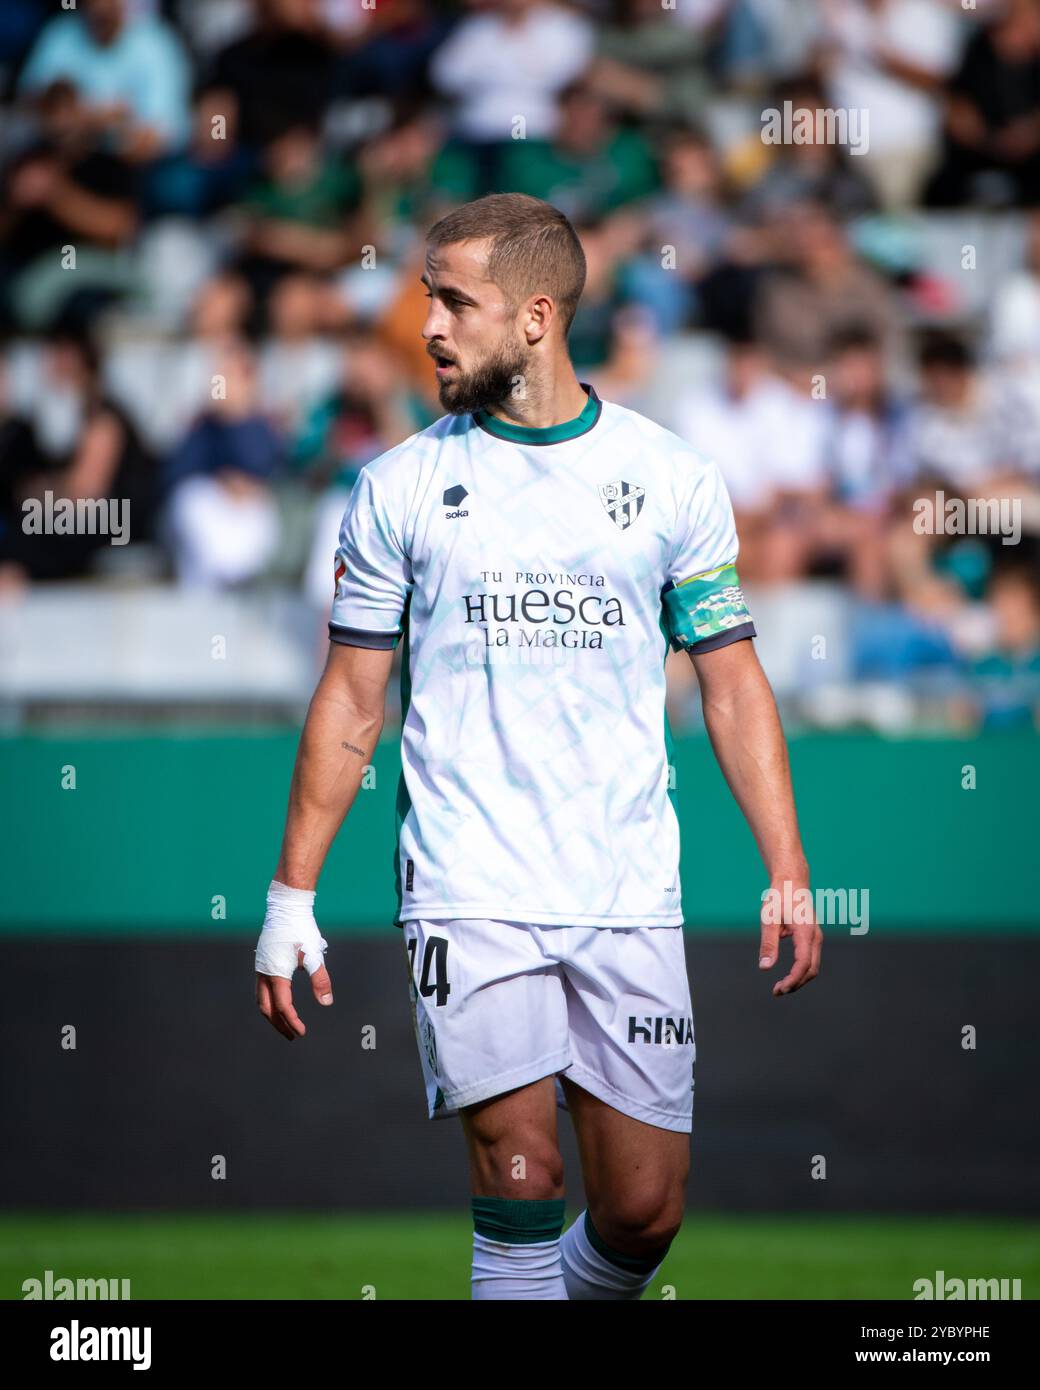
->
[430, 351, 458, 379]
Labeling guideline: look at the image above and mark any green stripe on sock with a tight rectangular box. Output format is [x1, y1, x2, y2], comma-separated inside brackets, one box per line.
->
[472, 1197, 566, 1245]
[584, 1210, 670, 1274]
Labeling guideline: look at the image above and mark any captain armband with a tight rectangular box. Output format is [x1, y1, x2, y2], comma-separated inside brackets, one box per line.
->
[661, 563, 756, 655]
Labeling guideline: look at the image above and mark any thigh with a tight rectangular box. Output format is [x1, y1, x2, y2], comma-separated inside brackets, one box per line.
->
[560, 925, 696, 1136]
[560, 1073, 689, 1219]
[401, 918, 571, 1120]
[461, 1075, 564, 1199]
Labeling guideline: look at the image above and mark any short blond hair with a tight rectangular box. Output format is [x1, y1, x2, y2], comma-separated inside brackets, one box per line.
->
[427, 193, 587, 332]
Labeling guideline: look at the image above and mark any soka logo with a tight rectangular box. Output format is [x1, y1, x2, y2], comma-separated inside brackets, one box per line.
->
[444, 484, 469, 519]
[600, 481, 645, 531]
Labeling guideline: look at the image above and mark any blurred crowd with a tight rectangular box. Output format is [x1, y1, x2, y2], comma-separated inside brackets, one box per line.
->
[1, 0, 1039, 729]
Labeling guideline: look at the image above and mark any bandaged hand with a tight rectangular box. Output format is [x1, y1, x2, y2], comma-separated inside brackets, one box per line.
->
[255, 879, 333, 1040]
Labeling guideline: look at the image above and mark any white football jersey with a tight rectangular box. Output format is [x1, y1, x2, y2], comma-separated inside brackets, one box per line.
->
[330, 386, 755, 927]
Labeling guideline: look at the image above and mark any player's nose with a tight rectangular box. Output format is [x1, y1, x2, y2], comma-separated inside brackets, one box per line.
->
[422, 301, 448, 341]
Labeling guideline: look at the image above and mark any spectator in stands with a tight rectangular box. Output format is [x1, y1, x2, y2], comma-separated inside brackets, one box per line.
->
[741, 75, 877, 222]
[162, 338, 284, 588]
[334, 0, 451, 103]
[970, 564, 1040, 729]
[0, 0, 50, 80]
[907, 331, 1040, 489]
[192, 271, 254, 342]
[671, 328, 827, 583]
[353, 114, 480, 257]
[563, 217, 635, 372]
[753, 200, 906, 381]
[143, 87, 256, 219]
[18, 0, 191, 160]
[292, 331, 427, 491]
[714, 0, 818, 90]
[100, 272, 257, 456]
[256, 272, 341, 435]
[586, 302, 662, 409]
[927, 0, 1040, 208]
[989, 206, 1040, 409]
[804, 326, 914, 598]
[0, 352, 45, 593]
[820, 326, 913, 512]
[499, 79, 660, 224]
[589, 0, 716, 129]
[376, 242, 445, 408]
[202, 0, 336, 152]
[0, 328, 155, 581]
[820, 0, 964, 211]
[296, 331, 431, 608]
[430, 0, 594, 192]
[236, 121, 362, 313]
[0, 80, 138, 331]
[623, 125, 734, 333]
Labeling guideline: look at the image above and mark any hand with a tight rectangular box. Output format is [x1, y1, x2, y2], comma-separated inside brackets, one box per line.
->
[946, 98, 987, 152]
[992, 116, 1040, 163]
[217, 468, 268, 500]
[9, 158, 61, 208]
[88, 100, 132, 133]
[758, 876, 822, 997]
[255, 880, 334, 1041]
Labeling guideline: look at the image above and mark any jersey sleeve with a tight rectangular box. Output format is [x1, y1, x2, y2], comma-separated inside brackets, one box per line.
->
[661, 456, 756, 655]
[328, 466, 412, 649]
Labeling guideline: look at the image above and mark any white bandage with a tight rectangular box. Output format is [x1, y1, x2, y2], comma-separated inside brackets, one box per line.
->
[255, 879, 328, 980]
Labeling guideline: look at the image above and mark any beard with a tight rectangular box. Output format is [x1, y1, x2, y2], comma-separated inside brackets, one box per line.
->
[434, 337, 529, 415]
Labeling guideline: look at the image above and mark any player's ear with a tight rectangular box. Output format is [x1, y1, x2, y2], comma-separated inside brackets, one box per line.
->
[523, 294, 554, 346]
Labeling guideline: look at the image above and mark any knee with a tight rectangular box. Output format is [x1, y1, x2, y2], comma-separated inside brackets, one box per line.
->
[590, 1186, 684, 1258]
[472, 1131, 565, 1200]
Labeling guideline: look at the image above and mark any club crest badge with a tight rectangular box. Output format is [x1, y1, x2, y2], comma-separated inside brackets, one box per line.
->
[599, 480, 646, 531]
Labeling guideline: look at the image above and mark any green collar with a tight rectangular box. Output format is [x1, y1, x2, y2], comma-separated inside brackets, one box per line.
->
[474, 385, 601, 445]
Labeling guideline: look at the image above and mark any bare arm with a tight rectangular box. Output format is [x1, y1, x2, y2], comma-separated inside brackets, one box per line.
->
[247, 217, 354, 274]
[44, 171, 137, 246]
[275, 640, 395, 888]
[256, 640, 395, 1040]
[690, 638, 821, 996]
[2, 157, 135, 246]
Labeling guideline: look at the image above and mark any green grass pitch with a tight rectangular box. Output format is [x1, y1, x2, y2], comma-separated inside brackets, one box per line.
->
[3, 1214, 1037, 1300]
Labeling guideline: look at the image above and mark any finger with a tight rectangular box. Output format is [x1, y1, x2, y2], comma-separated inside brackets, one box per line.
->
[774, 927, 815, 995]
[270, 975, 306, 1037]
[800, 922, 823, 983]
[300, 937, 329, 977]
[309, 964, 334, 1006]
[774, 924, 815, 996]
[269, 1007, 297, 1040]
[788, 929, 822, 993]
[758, 915, 780, 970]
[257, 974, 297, 1040]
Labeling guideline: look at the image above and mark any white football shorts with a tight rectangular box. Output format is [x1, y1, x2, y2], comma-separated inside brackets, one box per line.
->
[401, 918, 695, 1134]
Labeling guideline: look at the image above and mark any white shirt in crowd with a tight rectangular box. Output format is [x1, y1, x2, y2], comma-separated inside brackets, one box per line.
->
[431, 3, 595, 143]
[673, 373, 828, 511]
[823, 0, 963, 156]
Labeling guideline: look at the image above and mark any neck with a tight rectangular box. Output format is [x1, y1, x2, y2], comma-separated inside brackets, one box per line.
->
[483, 358, 588, 430]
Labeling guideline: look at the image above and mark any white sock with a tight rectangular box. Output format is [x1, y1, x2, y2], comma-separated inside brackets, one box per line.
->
[560, 1210, 666, 1300]
[471, 1233, 568, 1300]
